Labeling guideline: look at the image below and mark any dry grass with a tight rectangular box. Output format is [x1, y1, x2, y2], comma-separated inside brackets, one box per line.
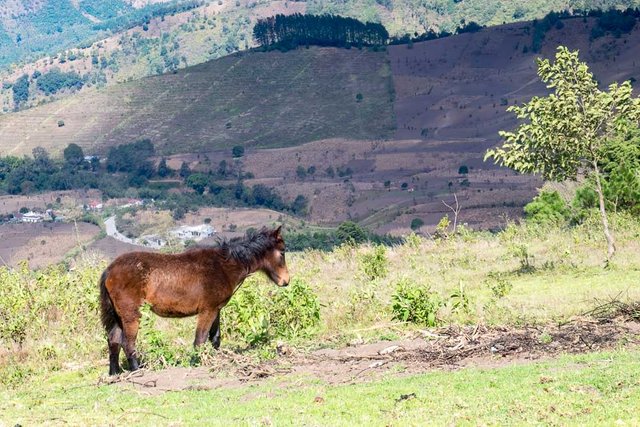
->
[289, 214, 640, 342]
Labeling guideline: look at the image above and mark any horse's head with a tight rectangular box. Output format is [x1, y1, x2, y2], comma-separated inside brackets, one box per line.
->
[262, 226, 290, 287]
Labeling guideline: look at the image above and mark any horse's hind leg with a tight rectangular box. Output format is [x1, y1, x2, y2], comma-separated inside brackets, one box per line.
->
[121, 314, 141, 371]
[208, 312, 221, 349]
[108, 326, 124, 375]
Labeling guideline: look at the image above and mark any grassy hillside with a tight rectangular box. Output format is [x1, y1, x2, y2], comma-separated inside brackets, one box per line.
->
[3, 1, 640, 113]
[0, 47, 395, 156]
[2, 215, 640, 423]
[5, 15, 640, 158]
[0, 0, 307, 113]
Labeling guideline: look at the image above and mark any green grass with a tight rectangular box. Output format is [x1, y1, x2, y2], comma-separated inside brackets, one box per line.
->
[2, 349, 639, 425]
[2, 214, 640, 424]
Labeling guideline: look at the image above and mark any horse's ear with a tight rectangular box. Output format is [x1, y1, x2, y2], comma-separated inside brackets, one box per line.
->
[273, 225, 283, 238]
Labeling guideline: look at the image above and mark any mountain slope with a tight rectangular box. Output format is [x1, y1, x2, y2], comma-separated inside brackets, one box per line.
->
[390, 17, 640, 146]
[3, 16, 640, 158]
[0, 47, 395, 156]
[3, 0, 639, 113]
[0, 0, 195, 67]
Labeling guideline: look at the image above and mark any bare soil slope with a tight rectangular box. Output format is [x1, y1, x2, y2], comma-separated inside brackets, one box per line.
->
[109, 318, 640, 394]
[0, 221, 100, 268]
[390, 18, 640, 146]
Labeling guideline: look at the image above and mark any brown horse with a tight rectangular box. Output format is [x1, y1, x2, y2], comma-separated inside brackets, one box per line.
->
[99, 226, 289, 375]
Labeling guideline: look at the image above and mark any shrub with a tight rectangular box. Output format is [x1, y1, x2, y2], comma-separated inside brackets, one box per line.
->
[0, 263, 101, 350]
[232, 145, 244, 158]
[391, 278, 442, 326]
[12, 74, 29, 106]
[410, 218, 424, 230]
[36, 69, 83, 95]
[510, 243, 535, 273]
[449, 281, 471, 314]
[296, 165, 307, 179]
[336, 221, 367, 244]
[485, 273, 513, 299]
[138, 305, 180, 369]
[435, 215, 450, 238]
[524, 190, 570, 225]
[359, 245, 388, 281]
[271, 277, 320, 339]
[223, 276, 320, 347]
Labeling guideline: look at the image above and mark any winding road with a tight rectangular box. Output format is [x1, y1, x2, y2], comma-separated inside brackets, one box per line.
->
[104, 216, 137, 245]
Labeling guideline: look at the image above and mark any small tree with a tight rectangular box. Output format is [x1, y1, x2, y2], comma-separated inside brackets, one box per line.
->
[63, 143, 84, 167]
[485, 47, 640, 260]
[336, 221, 367, 244]
[410, 218, 424, 230]
[186, 173, 209, 195]
[179, 161, 191, 178]
[232, 145, 245, 158]
[157, 158, 171, 177]
[296, 165, 307, 180]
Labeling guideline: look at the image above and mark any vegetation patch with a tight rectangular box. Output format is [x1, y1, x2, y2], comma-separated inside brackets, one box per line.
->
[254, 13, 388, 50]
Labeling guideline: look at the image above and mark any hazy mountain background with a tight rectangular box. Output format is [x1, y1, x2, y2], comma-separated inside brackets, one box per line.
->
[2, 1, 640, 235]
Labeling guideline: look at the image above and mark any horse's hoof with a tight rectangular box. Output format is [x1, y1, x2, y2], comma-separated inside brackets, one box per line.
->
[127, 358, 140, 371]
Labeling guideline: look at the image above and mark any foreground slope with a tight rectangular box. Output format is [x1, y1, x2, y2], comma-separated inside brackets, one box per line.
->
[0, 47, 395, 156]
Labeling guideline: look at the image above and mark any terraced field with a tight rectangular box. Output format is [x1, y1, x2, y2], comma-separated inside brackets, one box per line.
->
[0, 47, 395, 156]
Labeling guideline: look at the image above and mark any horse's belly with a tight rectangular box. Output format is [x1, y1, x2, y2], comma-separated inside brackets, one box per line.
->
[149, 304, 196, 318]
[145, 281, 202, 318]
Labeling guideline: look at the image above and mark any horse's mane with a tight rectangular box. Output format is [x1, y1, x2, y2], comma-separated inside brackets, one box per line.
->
[216, 227, 278, 266]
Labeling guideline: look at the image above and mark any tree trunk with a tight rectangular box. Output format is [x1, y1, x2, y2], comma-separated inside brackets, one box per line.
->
[592, 162, 616, 260]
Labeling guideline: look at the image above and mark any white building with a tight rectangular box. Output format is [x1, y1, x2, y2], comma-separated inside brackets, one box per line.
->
[170, 224, 215, 241]
[21, 211, 44, 223]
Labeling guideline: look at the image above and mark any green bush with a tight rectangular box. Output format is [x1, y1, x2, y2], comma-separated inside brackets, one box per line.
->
[36, 69, 84, 95]
[410, 218, 424, 230]
[223, 276, 320, 347]
[336, 221, 367, 244]
[138, 305, 181, 369]
[271, 278, 320, 339]
[359, 245, 388, 281]
[0, 263, 101, 349]
[485, 273, 513, 299]
[524, 190, 570, 225]
[232, 145, 245, 158]
[391, 278, 442, 327]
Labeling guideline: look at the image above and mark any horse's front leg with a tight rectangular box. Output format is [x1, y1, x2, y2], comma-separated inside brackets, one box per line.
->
[194, 309, 219, 346]
[208, 311, 221, 349]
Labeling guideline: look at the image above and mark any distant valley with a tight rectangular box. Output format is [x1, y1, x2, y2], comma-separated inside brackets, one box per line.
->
[2, 11, 640, 248]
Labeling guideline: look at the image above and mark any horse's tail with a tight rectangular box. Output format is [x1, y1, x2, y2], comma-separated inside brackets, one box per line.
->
[99, 269, 121, 333]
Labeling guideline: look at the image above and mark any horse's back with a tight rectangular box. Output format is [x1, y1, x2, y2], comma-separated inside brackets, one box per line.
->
[104, 249, 220, 315]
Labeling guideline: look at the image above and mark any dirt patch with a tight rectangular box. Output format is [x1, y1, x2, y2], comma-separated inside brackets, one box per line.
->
[105, 318, 639, 395]
[0, 221, 100, 268]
